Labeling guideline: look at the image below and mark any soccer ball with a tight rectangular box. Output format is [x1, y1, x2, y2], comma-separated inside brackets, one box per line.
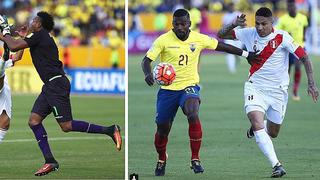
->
[153, 63, 176, 86]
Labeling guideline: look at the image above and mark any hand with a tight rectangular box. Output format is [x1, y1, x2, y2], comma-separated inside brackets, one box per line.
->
[233, 14, 247, 27]
[307, 83, 319, 103]
[246, 50, 261, 66]
[0, 15, 11, 36]
[15, 25, 28, 38]
[145, 73, 154, 86]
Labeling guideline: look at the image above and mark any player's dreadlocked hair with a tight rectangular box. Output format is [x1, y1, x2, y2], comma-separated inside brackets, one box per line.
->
[255, 7, 273, 17]
[173, 9, 190, 18]
[37, 11, 54, 32]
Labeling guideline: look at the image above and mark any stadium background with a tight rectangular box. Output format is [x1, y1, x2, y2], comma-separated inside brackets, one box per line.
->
[128, 0, 320, 179]
[0, 0, 125, 179]
[1, 0, 125, 95]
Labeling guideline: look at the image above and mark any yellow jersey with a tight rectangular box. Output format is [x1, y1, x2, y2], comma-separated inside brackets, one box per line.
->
[276, 13, 308, 47]
[146, 30, 218, 90]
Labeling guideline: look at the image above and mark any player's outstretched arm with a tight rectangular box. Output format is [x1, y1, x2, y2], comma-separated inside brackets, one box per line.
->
[0, 34, 28, 52]
[300, 55, 319, 102]
[141, 56, 154, 86]
[217, 14, 246, 39]
[215, 41, 259, 65]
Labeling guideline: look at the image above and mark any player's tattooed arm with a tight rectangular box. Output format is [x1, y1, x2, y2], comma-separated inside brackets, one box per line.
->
[300, 55, 319, 102]
[217, 14, 247, 39]
[141, 56, 154, 86]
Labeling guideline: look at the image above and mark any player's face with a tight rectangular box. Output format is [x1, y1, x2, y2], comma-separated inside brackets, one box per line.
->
[255, 16, 273, 37]
[29, 16, 42, 32]
[287, 3, 296, 17]
[172, 16, 191, 40]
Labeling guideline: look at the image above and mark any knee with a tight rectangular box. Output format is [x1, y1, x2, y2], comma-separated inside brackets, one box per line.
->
[157, 128, 169, 137]
[268, 132, 278, 138]
[28, 113, 43, 127]
[156, 124, 171, 137]
[0, 120, 10, 130]
[28, 117, 40, 127]
[60, 126, 71, 132]
[187, 112, 199, 123]
[59, 122, 72, 132]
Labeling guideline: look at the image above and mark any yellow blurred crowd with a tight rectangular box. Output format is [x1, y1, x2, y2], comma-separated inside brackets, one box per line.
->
[1, 0, 124, 48]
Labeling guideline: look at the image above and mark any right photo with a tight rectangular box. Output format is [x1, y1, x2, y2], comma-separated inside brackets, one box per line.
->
[128, 0, 320, 179]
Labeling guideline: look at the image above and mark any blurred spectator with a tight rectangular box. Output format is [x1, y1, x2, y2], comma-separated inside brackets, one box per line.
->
[108, 30, 122, 69]
[221, 2, 244, 74]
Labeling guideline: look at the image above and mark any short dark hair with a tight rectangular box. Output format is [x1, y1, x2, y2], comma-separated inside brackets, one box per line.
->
[173, 9, 189, 18]
[255, 7, 273, 17]
[37, 11, 54, 31]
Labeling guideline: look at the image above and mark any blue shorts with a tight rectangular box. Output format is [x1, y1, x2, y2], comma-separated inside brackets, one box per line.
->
[155, 85, 200, 124]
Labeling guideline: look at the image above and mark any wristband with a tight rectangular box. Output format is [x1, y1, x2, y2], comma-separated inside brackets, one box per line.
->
[241, 51, 249, 58]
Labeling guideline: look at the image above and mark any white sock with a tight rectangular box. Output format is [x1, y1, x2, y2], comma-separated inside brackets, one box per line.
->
[0, 129, 7, 143]
[226, 54, 236, 73]
[0, 59, 5, 77]
[254, 129, 279, 167]
[264, 120, 268, 133]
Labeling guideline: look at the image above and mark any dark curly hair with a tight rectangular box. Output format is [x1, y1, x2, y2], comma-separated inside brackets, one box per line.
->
[37, 11, 54, 32]
[255, 7, 273, 17]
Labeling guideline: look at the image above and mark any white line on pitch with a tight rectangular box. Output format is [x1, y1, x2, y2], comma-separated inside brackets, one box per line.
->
[2, 136, 124, 143]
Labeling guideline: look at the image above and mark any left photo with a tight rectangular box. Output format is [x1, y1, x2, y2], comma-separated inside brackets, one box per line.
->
[0, 0, 125, 179]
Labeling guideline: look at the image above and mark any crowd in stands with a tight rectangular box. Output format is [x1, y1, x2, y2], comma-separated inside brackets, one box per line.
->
[129, 0, 310, 14]
[0, 0, 124, 48]
[129, 0, 311, 33]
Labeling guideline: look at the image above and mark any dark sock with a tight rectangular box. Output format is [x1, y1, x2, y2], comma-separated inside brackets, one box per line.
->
[154, 133, 168, 161]
[189, 120, 202, 160]
[71, 120, 114, 136]
[293, 70, 301, 96]
[30, 123, 57, 164]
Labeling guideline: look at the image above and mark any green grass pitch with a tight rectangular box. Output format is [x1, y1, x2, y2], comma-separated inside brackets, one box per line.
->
[129, 54, 320, 180]
[0, 95, 124, 179]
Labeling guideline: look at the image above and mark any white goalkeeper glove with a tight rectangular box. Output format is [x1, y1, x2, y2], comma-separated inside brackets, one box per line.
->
[0, 56, 13, 69]
[0, 15, 11, 36]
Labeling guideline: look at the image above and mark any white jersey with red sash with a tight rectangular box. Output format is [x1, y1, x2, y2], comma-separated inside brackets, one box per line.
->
[233, 27, 306, 89]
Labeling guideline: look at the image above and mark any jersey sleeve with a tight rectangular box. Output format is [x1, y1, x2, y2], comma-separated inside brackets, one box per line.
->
[234, 28, 251, 42]
[202, 35, 218, 50]
[146, 37, 163, 61]
[302, 15, 309, 27]
[283, 32, 306, 59]
[24, 32, 41, 47]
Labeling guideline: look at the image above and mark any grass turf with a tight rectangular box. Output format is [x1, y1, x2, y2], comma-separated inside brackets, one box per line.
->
[0, 95, 125, 179]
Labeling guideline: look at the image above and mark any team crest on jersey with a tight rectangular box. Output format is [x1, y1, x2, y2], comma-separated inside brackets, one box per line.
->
[190, 43, 196, 52]
[270, 39, 278, 49]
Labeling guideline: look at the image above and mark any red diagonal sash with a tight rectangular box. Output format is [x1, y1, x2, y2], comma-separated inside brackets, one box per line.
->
[249, 34, 283, 76]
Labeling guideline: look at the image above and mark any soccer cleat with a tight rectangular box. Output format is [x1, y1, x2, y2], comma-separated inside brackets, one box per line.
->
[190, 159, 204, 174]
[155, 160, 166, 176]
[246, 127, 254, 139]
[34, 162, 59, 176]
[271, 163, 286, 178]
[111, 125, 122, 151]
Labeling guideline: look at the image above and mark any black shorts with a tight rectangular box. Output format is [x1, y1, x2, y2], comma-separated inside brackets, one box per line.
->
[31, 75, 73, 122]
